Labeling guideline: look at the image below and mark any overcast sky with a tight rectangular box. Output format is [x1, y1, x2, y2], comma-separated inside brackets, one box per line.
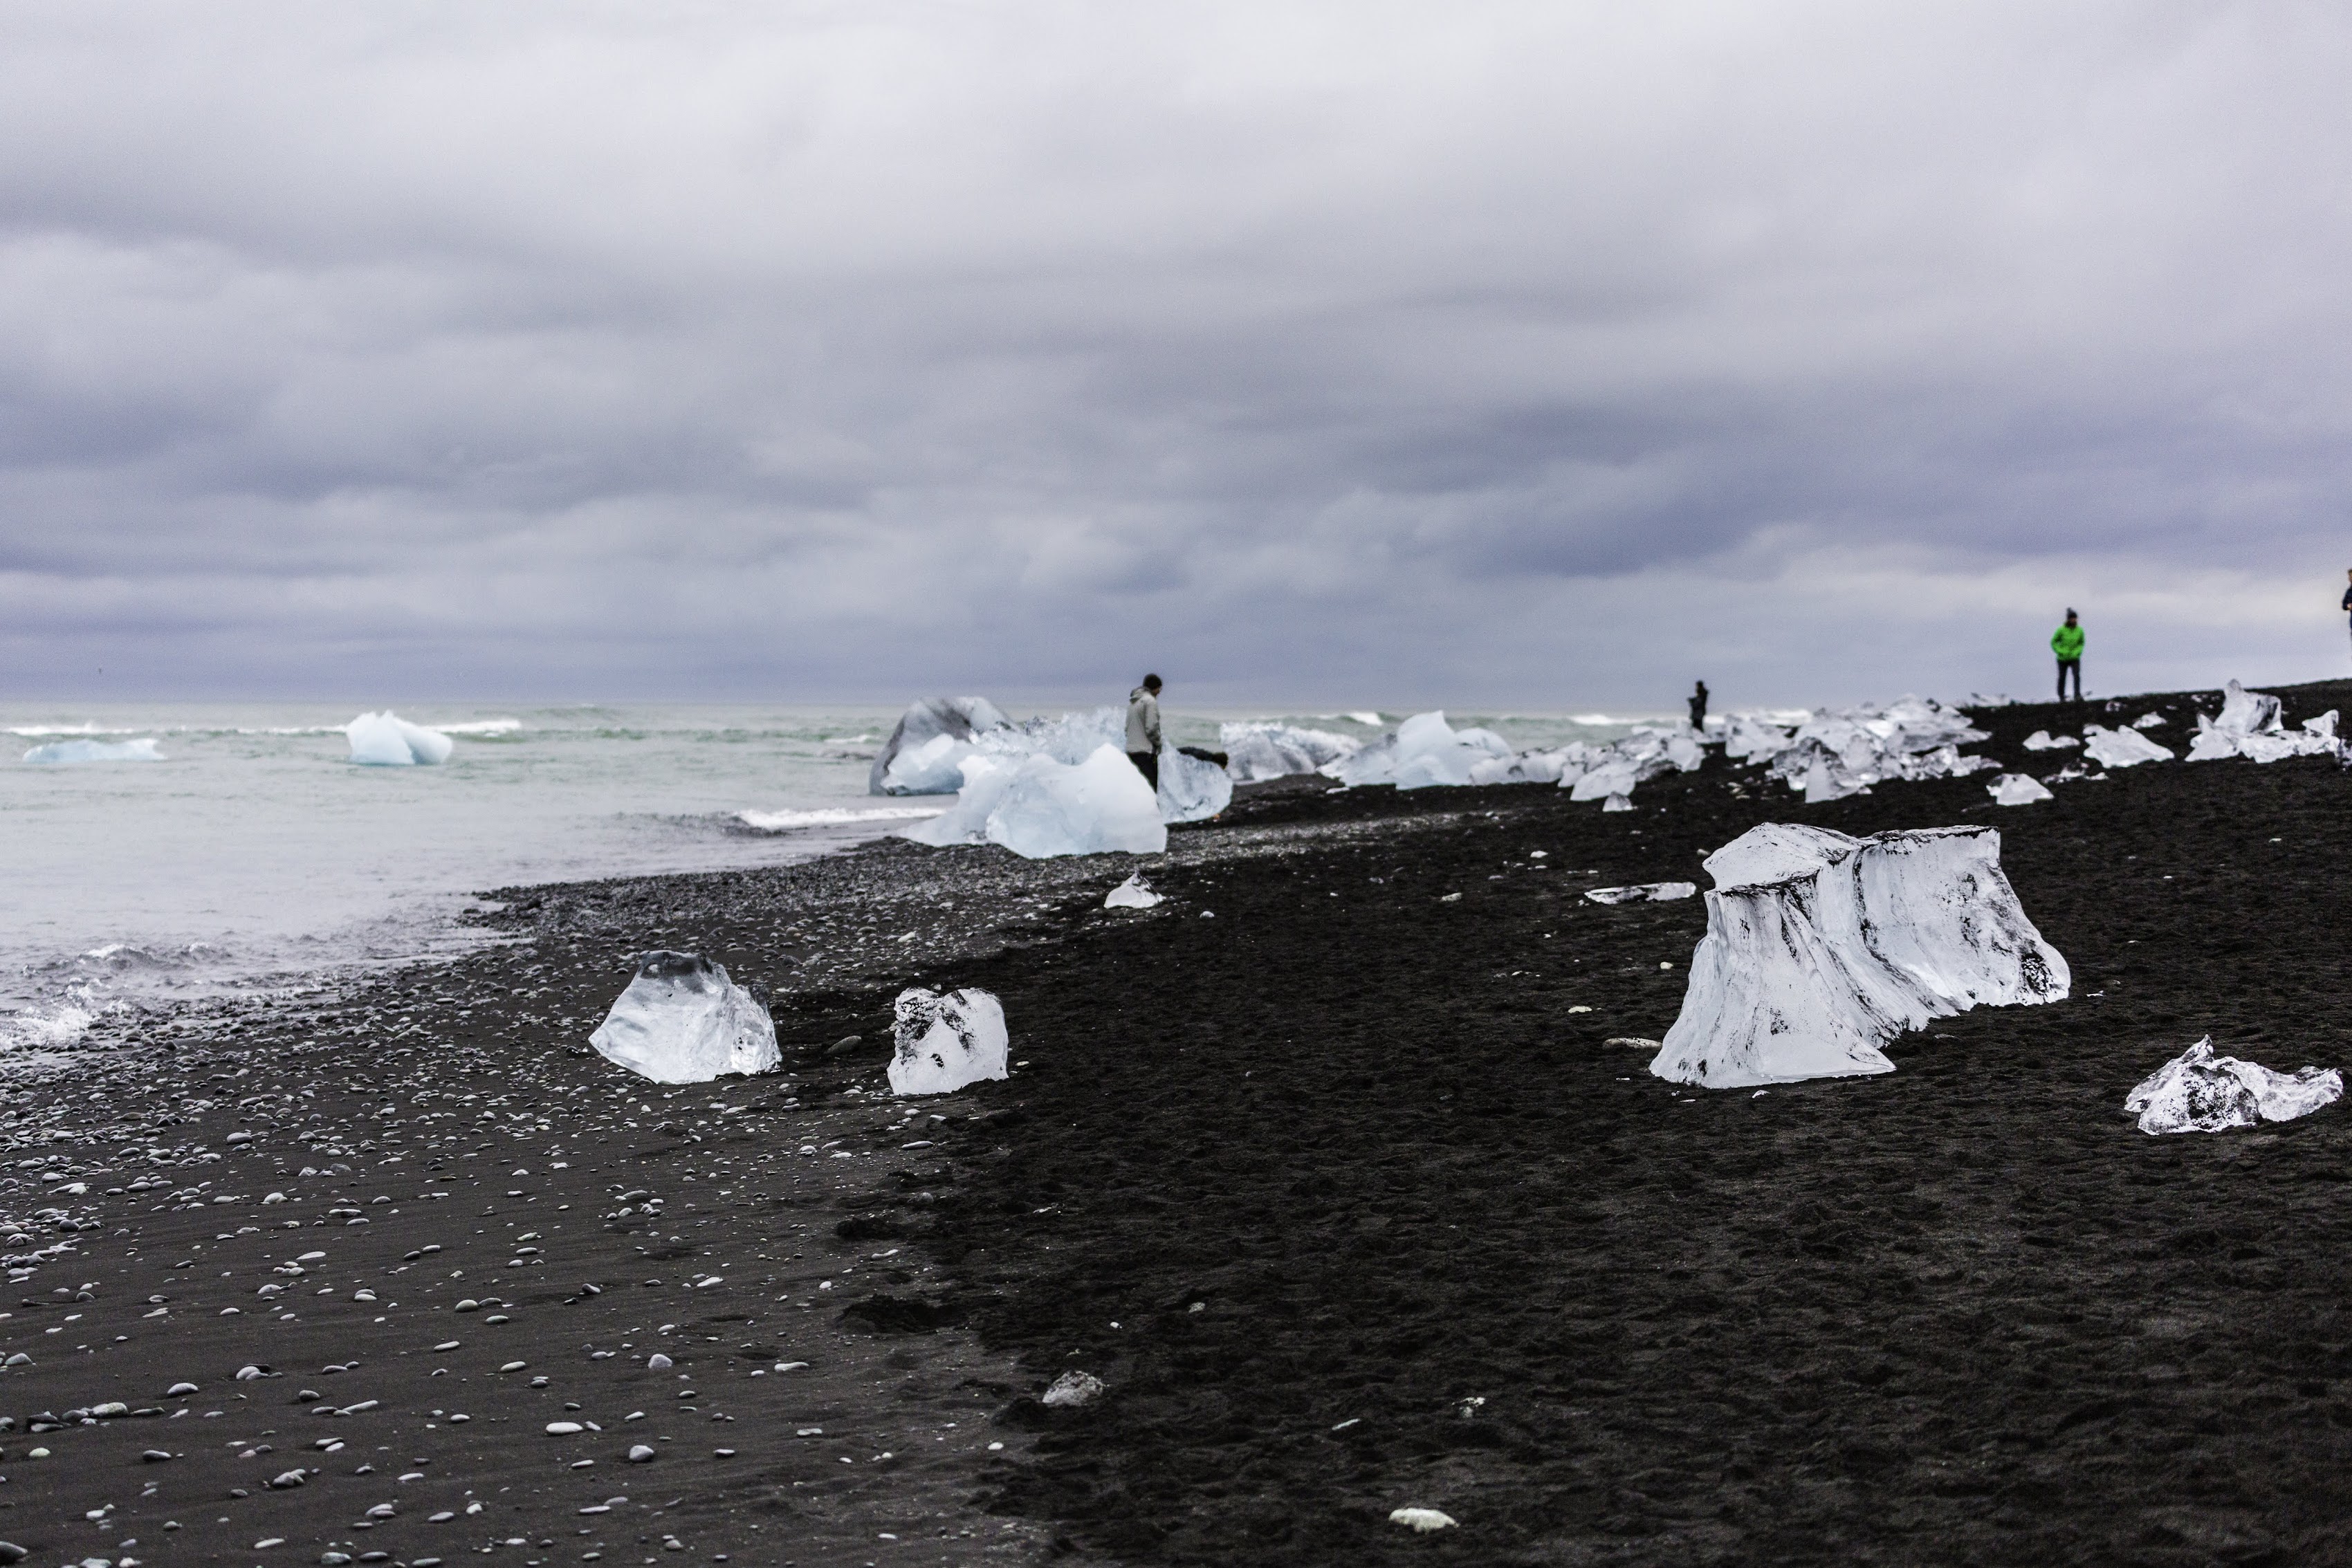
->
[3, 1, 2347, 711]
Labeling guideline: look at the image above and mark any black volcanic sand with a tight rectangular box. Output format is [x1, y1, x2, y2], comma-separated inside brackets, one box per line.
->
[9, 681, 2352, 1567]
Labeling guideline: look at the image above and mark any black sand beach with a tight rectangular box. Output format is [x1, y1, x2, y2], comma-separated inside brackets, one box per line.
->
[9, 681, 2352, 1567]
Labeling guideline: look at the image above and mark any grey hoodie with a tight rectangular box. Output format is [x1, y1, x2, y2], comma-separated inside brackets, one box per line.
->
[1126, 687, 1161, 753]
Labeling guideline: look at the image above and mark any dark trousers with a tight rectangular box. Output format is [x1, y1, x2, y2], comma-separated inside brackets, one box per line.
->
[2057, 659, 2082, 701]
[1128, 750, 1159, 789]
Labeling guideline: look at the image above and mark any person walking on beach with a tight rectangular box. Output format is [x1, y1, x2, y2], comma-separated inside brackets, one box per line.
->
[2052, 609, 2085, 703]
[2340, 569, 2351, 665]
[1687, 681, 1709, 730]
[1126, 674, 1164, 790]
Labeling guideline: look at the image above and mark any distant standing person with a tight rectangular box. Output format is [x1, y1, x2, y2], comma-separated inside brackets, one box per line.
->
[1687, 680, 1709, 730]
[2341, 569, 2352, 664]
[1126, 674, 1164, 789]
[2052, 609, 2084, 702]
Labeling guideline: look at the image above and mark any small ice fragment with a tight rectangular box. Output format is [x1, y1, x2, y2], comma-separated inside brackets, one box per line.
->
[1039, 1371, 1103, 1408]
[1388, 1507, 1456, 1533]
[1601, 793, 1635, 813]
[589, 952, 779, 1084]
[2131, 712, 2167, 729]
[1104, 874, 1163, 910]
[2081, 725, 2174, 768]
[1583, 882, 1696, 905]
[1987, 773, 2053, 806]
[2124, 1037, 2343, 1134]
[2021, 730, 2079, 752]
[889, 988, 1009, 1096]
[344, 711, 454, 766]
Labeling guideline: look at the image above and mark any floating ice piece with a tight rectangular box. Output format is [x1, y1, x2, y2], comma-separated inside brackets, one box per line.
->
[1389, 1508, 1457, 1533]
[1653, 823, 2068, 1089]
[589, 952, 780, 1084]
[2021, 730, 2079, 752]
[21, 738, 163, 764]
[1039, 1371, 1103, 1408]
[2080, 725, 2174, 768]
[1988, 773, 2053, 806]
[345, 712, 454, 766]
[1585, 882, 1697, 905]
[2125, 1038, 2342, 1134]
[870, 698, 1011, 795]
[1218, 722, 1360, 783]
[1327, 712, 1515, 789]
[888, 987, 1009, 1096]
[903, 746, 1166, 858]
[1105, 874, 1163, 910]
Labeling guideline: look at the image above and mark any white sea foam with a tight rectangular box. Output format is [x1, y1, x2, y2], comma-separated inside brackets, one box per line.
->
[23, 738, 165, 764]
[738, 805, 944, 831]
[437, 719, 522, 736]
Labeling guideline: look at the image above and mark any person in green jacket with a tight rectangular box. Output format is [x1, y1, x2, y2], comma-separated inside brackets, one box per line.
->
[2052, 609, 2084, 702]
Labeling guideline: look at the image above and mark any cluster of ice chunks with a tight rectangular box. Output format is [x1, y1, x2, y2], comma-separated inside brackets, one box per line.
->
[2126, 1038, 2342, 1134]
[1218, 722, 1361, 783]
[345, 711, 454, 766]
[876, 696, 1231, 825]
[1723, 697, 1996, 804]
[870, 697, 1013, 795]
[1326, 712, 1516, 788]
[2184, 681, 2340, 764]
[589, 952, 781, 1083]
[889, 987, 1009, 1096]
[1583, 882, 1697, 905]
[21, 738, 164, 764]
[902, 745, 1168, 858]
[1651, 822, 2068, 1089]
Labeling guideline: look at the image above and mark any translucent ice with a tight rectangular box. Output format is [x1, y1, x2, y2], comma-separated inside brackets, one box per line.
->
[1988, 773, 2053, 806]
[1569, 762, 1639, 802]
[1218, 722, 1360, 783]
[2080, 725, 2174, 768]
[2021, 730, 2079, 751]
[1601, 793, 1635, 813]
[589, 952, 780, 1083]
[2185, 681, 2338, 764]
[977, 705, 1231, 824]
[345, 711, 454, 766]
[1105, 873, 1164, 909]
[903, 746, 1167, 858]
[1327, 712, 1514, 789]
[1584, 882, 1697, 905]
[889, 987, 1009, 1096]
[870, 698, 1012, 794]
[1653, 823, 2068, 1089]
[2125, 1038, 2342, 1134]
[21, 738, 163, 764]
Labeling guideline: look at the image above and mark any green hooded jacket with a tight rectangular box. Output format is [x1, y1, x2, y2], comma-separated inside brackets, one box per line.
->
[2052, 622, 2084, 661]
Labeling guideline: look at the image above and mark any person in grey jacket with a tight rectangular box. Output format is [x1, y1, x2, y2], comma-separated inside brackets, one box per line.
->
[1126, 674, 1164, 789]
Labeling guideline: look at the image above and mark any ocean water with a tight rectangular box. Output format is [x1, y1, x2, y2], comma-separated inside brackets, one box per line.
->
[0, 701, 1659, 1058]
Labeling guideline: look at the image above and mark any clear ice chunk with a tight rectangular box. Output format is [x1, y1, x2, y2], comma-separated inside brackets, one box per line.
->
[345, 711, 454, 766]
[1105, 874, 1164, 909]
[589, 951, 780, 1083]
[2125, 1037, 2342, 1134]
[870, 698, 1013, 795]
[1988, 773, 2053, 806]
[2080, 725, 2174, 768]
[1584, 882, 1697, 905]
[902, 745, 1167, 858]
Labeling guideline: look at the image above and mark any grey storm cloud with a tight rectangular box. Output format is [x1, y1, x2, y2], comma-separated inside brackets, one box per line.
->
[3, 1, 2350, 708]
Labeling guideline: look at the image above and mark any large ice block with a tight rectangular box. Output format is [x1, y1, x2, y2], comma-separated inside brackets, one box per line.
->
[589, 951, 781, 1083]
[1653, 823, 2068, 1089]
[1218, 722, 1360, 783]
[903, 745, 1167, 858]
[870, 697, 1012, 794]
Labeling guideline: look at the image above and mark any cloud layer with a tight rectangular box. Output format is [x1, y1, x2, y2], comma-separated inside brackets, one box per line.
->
[5, 1, 2349, 708]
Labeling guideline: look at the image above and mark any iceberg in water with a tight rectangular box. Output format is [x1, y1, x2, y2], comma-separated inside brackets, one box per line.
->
[903, 745, 1167, 858]
[2184, 681, 2338, 764]
[589, 952, 780, 1083]
[346, 711, 454, 766]
[889, 987, 1009, 1096]
[1652, 822, 2068, 1089]
[22, 737, 164, 764]
[870, 697, 1013, 795]
[1218, 721, 1360, 783]
[1988, 773, 2053, 806]
[2080, 724, 2174, 768]
[2125, 1038, 2342, 1134]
